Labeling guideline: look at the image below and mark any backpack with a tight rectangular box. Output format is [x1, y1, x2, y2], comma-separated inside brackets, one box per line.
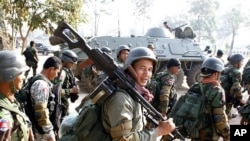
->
[220, 67, 232, 94]
[58, 97, 111, 141]
[15, 75, 59, 134]
[146, 71, 177, 113]
[23, 47, 37, 63]
[168, 83, 213, 138]
[242, 66, 250, 86]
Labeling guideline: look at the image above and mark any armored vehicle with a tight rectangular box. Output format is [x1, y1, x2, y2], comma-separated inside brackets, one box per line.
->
[59, 25, 210, 91]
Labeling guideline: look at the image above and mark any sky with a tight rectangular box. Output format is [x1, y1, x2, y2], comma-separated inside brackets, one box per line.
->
[79, 0, 250, 37]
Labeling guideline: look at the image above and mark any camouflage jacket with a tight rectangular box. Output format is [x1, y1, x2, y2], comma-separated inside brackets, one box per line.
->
[0, 93, 31, 141]
[102, 88, 157, 141]
[189, 82, 230, 140]
[227, 66, 243, 100]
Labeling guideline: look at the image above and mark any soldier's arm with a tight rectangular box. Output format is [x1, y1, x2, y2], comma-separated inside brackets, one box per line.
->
[159, 75, 174, 115]
[0, 109, 12, 141]
[230, 72, 243, 100]
[32, 48, 39, 62]
[30, 80, 54, 133]
[211, 87, 230, 140]
[103, 91, 157, 141]
[56, 69, 70, 97]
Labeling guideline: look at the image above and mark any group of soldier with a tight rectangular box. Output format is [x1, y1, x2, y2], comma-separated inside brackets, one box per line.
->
[0, 38, 249, 141]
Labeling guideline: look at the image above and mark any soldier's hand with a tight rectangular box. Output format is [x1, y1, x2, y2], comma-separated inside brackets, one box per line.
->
[70, 85, 80, 94]
[156, 118, 176, 137]
[240, 99, 247, 105]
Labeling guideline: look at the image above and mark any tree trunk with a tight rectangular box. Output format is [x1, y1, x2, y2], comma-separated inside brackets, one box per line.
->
[229, 27, 235, 55]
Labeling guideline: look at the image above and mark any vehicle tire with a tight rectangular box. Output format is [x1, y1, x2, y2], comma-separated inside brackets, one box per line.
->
[186, 63, 202, 87]
[43, 50, 48, 55]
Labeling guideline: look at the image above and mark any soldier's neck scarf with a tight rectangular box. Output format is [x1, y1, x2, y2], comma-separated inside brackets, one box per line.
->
[201, 77, 220, 86]
[134, 83, 154, 102]
[125, 72, 154, 102]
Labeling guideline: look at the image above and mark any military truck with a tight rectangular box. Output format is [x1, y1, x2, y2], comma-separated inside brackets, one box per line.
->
[57, 25, 211, 91]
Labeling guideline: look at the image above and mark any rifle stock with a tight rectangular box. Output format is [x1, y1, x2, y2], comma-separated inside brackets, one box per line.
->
[51, 21, 185, 141]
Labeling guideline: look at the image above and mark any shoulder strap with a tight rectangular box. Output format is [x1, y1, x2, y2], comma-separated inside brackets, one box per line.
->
[0, 98, 29, 140]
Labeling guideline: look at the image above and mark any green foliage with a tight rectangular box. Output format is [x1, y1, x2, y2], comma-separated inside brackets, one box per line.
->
[1, 0, 85, 49]
[187, 0, 219, 43]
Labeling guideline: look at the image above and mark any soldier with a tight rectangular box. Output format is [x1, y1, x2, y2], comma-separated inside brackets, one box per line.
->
[153, 58, 181, 117]
[115, 44, 130, 68]
[215, 49, 224, 64]
[192, 57, 230, 141]
[54, 50, 80, 120]
[102, 47, 176, 141]
[24, 41, 39, 78]
[75, 47, 111, 112]
[30, 56, 62, 141]
[224, 53, 246, 119]
[147, 44, 156, 55]
[0, 51, 34, 141]
[163, 21, 171, 31]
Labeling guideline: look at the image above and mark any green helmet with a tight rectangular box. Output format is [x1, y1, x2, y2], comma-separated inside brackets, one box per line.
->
[116, 45, 130, 57]
[124, 47, 157, 72]
[101, 47, 111, 55]
[0, 51, 29, 82]
[60, 50, 78, 63]
[229, 53, 244, 65]
[201, 57, 224, 72]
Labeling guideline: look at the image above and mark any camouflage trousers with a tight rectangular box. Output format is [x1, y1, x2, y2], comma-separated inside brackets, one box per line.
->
[25, 61, 38, 77]
[34, 130, 56, 141]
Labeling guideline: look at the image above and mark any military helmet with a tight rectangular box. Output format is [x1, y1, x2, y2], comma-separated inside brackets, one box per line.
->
[60, 50, 78, 63]
[229, 53, 244, 65]
[217, 49, 223, 56]
[0, 51, 29, 82]
[147, 44, 155, 49]
[116, 45, 130, 57]
[167, 58, 181, 68]
[200, 57, 224, 76]
[124, 47, 157, 72]
[101, 47, 111, 54]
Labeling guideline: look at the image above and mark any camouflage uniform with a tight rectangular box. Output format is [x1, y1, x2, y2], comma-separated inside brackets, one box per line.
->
[102, 88, 157, 141]
[30, 74, 56, 141]
[55, 67, 77, 117]
[0, 93, 31, 141]
[25, 46, 39, 77]
[225, 66, 243, 119]
[190, 83, 230, 141]
[154, 71, 176, 115]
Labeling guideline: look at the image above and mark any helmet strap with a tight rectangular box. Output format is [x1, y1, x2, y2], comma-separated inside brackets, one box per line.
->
[10, 81, 18, 94]
[127, 65, 138, 81]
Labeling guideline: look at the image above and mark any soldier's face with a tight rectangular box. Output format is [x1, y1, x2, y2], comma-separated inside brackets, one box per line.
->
[48, 67, 61, 80]
[14, 72, 25, 90]
[119, 50, 130, 62]
[132, 59, 153, 87]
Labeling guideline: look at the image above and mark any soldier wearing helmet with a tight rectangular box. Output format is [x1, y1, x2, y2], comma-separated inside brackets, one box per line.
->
[102, 47, 176, 140]
[223, 53, 246, 120]
[187, 57, 230, 141]
[116, 44, 130, 68]
[75, 47, 111, 112]
[0, 51, 35, 141]
[54, 50, 80, 123]
[215, 49, 225, 64]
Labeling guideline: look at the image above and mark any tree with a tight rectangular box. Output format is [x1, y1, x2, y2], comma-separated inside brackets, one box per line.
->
[187, 0, 219, 43]
[1, 0, 85, 52]
[217, 6, 248, 55]
[131, 0, 155, 34]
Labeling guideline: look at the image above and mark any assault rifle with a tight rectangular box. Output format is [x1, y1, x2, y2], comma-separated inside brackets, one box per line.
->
[50, 21, 185, 141]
